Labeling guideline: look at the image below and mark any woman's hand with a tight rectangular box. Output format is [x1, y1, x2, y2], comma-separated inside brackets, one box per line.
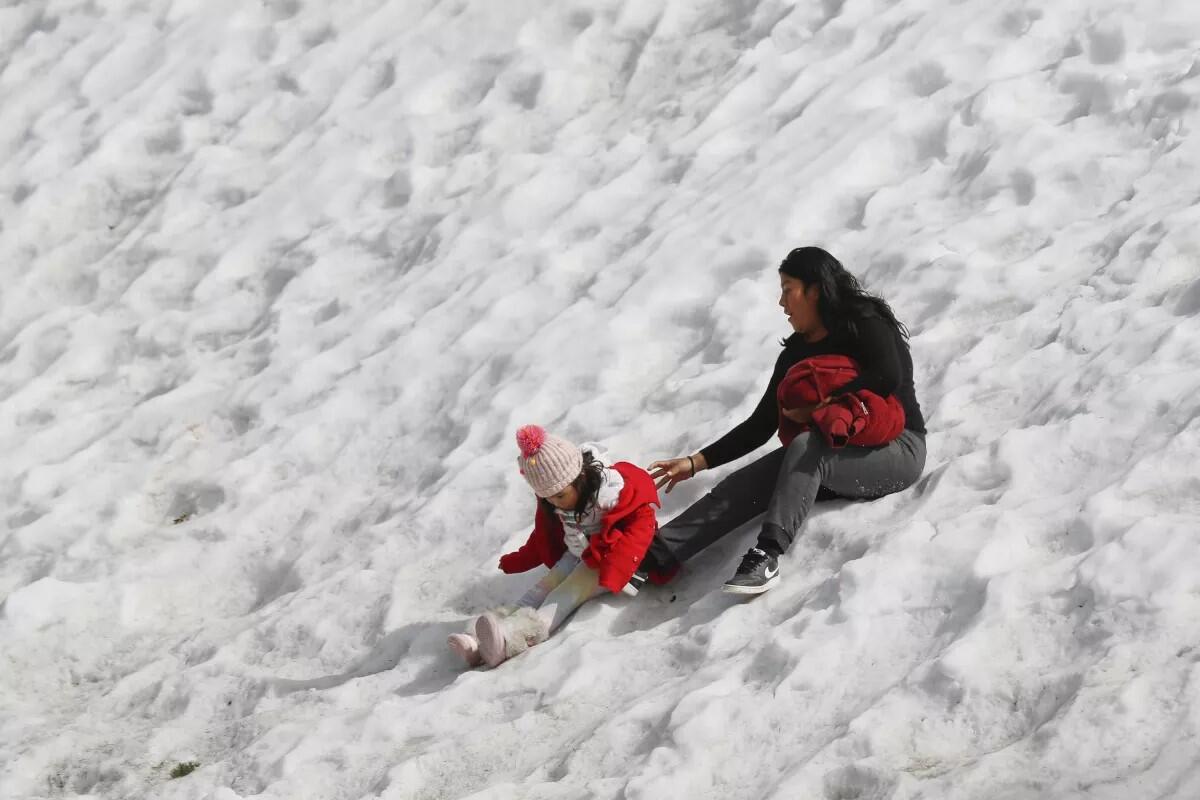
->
[648, 453, 706, 494]
[780, 398, 831, 424]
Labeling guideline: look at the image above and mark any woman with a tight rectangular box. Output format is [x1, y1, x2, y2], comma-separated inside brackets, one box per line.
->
[644, 246, 927, 594]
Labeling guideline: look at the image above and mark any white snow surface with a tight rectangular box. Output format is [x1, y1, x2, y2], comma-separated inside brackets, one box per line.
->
[2, 0, 1200, 798]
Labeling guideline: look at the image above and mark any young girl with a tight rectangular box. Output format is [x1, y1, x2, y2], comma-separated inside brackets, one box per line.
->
[448, 424, 661, 668]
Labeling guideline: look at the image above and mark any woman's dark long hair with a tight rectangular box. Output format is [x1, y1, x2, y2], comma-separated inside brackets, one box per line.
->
[537, 450, 606, 524]
[779, 246, 908, 341]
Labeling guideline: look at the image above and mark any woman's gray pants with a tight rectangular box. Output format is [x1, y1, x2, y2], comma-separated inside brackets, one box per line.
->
[646, 429, 927, 570]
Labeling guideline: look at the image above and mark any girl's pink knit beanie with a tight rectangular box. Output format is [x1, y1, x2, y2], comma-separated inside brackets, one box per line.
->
[515, 424, 583, 498]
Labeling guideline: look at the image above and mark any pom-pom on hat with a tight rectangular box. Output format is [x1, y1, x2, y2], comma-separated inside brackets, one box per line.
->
[515, 424, 583, 498]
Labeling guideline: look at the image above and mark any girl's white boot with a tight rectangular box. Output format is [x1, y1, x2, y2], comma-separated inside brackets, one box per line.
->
[475, 607, 548, 668]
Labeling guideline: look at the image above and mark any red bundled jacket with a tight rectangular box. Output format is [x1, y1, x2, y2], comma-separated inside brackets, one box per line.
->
[498, 461, 662, 593]
[777, 354, 906, 449]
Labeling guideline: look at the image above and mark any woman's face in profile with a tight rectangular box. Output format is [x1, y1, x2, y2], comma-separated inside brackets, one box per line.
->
[779, 274, 822, 338]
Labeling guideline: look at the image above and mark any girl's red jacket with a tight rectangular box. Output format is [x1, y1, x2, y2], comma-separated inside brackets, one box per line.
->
[498, 461, 661, 593]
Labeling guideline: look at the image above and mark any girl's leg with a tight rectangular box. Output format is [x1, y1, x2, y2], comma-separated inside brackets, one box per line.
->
[459, 554, 579, 668]
[476, 554, 599, 667]
[758, 429, 927, 555]
[476, 560, 607, 667]
[531, 559, 606, 634]
[514, 553, 582, 609]
[644, 448, 786, 571]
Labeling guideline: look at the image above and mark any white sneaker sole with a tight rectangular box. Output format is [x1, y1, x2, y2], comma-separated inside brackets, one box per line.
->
[475, 612, 507, 667]
[721, 575, 778, 595]
[447, 633, 483, 667]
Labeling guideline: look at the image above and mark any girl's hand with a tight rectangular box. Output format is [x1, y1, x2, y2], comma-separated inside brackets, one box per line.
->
[648, 454, 705, 494]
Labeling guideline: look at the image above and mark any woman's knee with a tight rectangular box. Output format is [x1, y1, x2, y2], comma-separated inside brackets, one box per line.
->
[785, 430, 827, 452]
[782, 431, 832, 470]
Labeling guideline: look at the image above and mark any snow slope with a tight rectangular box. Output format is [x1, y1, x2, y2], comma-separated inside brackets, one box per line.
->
[2, 0, 1200, 798]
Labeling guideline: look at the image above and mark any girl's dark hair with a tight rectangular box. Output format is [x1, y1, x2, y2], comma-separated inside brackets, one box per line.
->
[537, 450, 606, 523]
[779, 246, 909, 341]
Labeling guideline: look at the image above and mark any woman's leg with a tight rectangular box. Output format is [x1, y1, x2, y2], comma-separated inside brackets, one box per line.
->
[724, 430, 926, 593]
[759, 429, 926, 554]
[644, 448, 786, 572]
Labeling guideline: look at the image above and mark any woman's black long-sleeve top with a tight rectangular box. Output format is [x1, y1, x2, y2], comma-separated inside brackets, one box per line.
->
[699, 315, 926, 470]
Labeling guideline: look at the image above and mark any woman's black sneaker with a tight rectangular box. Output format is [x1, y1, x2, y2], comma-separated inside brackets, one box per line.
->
[622, 570, 649, 597]
[722, 548, 780, 595]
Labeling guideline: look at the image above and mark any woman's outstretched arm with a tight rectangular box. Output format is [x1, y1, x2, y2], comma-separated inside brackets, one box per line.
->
[648, 452, 709, 494]
[649, 363, 786, 493]
[695, 366, 783, 470]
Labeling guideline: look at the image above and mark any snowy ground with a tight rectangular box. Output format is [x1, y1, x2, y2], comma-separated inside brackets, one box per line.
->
[2, 0, 1200, 798]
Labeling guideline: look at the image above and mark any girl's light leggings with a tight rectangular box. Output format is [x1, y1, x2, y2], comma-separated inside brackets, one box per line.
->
[515, 553, 606, 633]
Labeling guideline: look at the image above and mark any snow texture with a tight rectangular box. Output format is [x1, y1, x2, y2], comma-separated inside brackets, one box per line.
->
[2, 0, 1200, 798]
